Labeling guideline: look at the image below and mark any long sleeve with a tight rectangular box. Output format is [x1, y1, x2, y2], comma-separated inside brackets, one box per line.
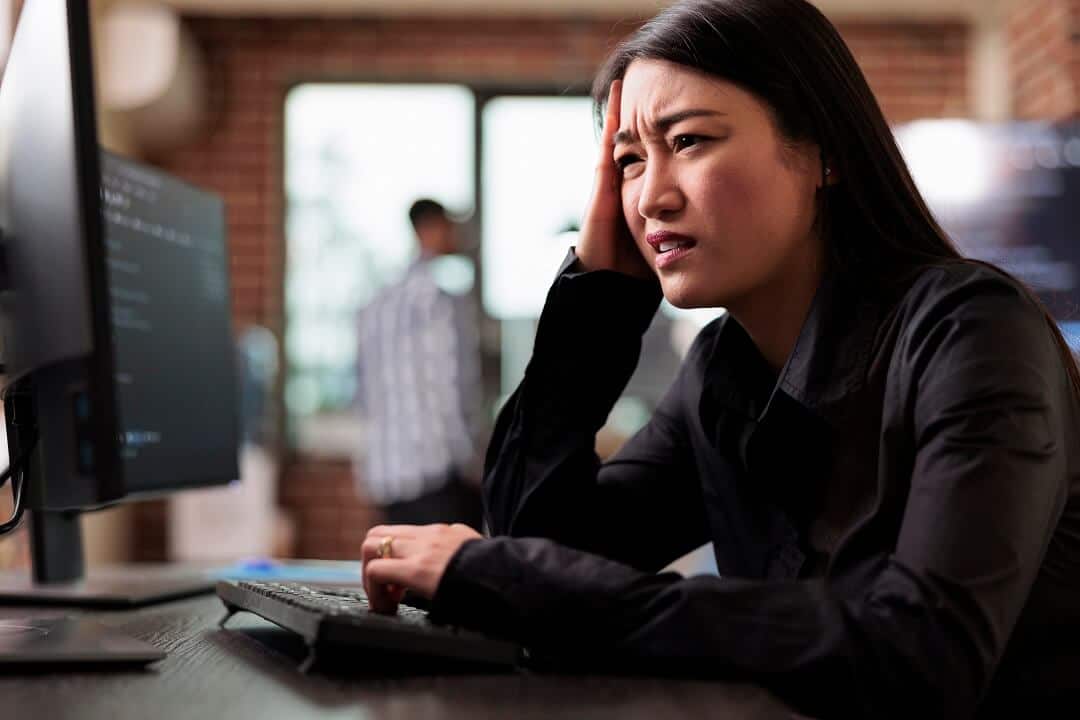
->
[433, 267, 1076, 719]
[482, 249, 710, 571]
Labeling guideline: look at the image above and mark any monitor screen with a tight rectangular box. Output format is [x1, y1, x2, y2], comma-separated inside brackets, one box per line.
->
[101, 151, 238, 494]
[895, 120, 1080, 323]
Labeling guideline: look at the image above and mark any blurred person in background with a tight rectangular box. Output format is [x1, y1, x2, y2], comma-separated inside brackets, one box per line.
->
[353, 199, 483, 530]
[358, 1, 1080, 717]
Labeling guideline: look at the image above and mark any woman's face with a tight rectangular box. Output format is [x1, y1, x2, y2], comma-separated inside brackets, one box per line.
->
[615, 59, 825, 310]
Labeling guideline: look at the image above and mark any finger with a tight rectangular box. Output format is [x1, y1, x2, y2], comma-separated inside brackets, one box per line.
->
[596, 80, 625, 202]
[361, 535, 388, 568]
[361, 534, 415, 562]
[602, 79, 622, 146]
[362, 535, 412, 574]
[364, 559, 423, 608]
[361, 535, 379, 564]
[363, 571, 401, 612]
[362, 546, 409, 614]
[361, 537, 416, 602]
[365, 575, 406, 615]
[597, 80, 622, 174]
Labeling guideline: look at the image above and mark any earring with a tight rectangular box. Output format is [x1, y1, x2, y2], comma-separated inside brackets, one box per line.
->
[824, 166, 832, 177]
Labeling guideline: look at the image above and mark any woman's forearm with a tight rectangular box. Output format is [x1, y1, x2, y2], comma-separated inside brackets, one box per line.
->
[482, 249, 662, 541]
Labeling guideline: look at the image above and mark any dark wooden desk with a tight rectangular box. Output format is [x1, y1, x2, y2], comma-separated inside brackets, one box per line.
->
[1, 594, 802, 719]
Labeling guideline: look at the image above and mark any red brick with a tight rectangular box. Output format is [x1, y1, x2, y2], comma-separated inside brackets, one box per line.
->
[1009, 0, 1080, 119]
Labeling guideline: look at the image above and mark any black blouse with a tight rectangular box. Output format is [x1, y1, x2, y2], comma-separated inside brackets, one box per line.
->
[429, 249, 1080, 718]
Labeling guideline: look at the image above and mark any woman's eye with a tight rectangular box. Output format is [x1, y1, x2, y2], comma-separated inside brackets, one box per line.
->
[673, 134, 703, 151]
[615, 154, 642, 172]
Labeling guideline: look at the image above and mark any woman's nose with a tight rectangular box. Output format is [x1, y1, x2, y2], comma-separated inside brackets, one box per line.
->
[636, 163, 684, 220]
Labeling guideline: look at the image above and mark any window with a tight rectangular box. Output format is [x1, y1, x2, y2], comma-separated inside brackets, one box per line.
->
[481, 95, 595, 396]
[482, 96, 595, 319]
[283, 84, 474, 447]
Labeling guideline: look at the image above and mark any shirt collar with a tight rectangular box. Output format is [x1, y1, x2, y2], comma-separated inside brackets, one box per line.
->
[775, 269, 881, 414]
[704, 268, 883, 426]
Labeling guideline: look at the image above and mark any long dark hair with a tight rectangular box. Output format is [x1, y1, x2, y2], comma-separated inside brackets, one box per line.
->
[592, 0, 1080, 398]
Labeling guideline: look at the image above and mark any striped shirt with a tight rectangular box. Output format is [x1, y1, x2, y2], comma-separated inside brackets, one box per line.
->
[354, 259, 481, 504]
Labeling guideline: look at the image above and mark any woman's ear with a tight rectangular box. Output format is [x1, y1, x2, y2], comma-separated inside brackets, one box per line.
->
[819, 149, 838, 187]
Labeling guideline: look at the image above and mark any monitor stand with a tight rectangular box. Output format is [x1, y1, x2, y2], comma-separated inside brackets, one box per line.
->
[0, 509, 214, 608]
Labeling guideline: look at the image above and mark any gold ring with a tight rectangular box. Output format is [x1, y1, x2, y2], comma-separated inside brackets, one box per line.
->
[377, 535, 394, 559]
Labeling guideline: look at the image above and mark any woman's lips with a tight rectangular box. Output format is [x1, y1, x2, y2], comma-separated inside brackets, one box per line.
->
[654, 243, 695, 269]
[646, 231, 696, 270]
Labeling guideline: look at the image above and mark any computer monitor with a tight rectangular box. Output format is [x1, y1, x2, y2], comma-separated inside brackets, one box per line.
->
[894, 119, 1080, 339]
[0, 0, 238, 605]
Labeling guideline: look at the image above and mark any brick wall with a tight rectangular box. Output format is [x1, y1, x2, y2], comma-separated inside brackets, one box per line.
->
[1009, 0, 1080, 119]
[116, 14, 977, 563]
[841, 21, 969, 120]
[278, 458, 378, 559]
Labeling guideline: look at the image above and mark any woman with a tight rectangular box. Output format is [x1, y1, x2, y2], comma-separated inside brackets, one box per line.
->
[360, 0, 1080, 716]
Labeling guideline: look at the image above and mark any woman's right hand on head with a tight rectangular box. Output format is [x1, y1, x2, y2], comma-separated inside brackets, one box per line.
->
[576, 80, 654, 280]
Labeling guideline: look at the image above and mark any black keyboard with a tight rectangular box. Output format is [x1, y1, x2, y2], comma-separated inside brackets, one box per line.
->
[216, 580, 523, 672]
